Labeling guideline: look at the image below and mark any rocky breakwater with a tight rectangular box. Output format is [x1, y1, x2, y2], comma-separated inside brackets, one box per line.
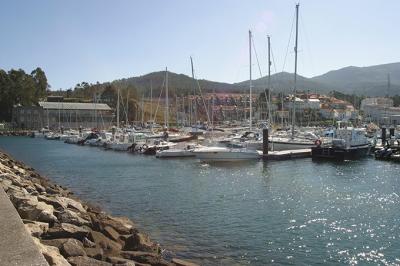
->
[0, 151, 198, 266]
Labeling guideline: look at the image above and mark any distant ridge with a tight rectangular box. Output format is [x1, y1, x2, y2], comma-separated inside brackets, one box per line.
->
[107, 62, 400, 96]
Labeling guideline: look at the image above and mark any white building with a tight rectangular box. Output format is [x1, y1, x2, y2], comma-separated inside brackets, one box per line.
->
[361, 97, 399, 125]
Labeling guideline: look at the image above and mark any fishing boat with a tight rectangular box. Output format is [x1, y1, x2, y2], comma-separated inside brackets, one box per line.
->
[312, 124, 371, 160]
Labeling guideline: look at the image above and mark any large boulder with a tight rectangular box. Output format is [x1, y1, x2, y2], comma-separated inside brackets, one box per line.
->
[41, 238, 70, 249]
[89, 231, 122, 256]
[60, 239, 86, 258]
[103, 226, 120, 243]
[59, 197, 86, 213]
[45, 223, 90, 240]
[91, 214, 134, 235]
[171, 258, 200, 266]
[24, 220, 49, 237]
[120, 251, 170, 265]
[84, 247, 104, 260]
[57, 209, 91, 226]
[11, 193, 58, 223]
[123, 233, 158, 252]
[67, 256, 112, 266]
[106, 256, 137, 265]
[33, 237, 71, 266]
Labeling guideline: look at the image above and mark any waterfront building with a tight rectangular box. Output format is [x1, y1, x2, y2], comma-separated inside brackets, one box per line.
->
[361, 97, 399, 125]
[12, 101, 113, 130]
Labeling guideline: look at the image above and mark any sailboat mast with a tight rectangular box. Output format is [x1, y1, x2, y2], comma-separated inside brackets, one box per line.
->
[190, 57, 196, 128]
[267, 35, 271, 127]
[126, 90, 129, 126]
[150, 80, 153, 122]
[117, 87, 120, 128]
[292, 3, 299, 138]
[249, 30, 253, 131]
[165, 67, 169, 129]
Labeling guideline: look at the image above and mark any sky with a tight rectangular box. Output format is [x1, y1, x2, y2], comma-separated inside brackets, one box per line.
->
[0, 0, 399, 90]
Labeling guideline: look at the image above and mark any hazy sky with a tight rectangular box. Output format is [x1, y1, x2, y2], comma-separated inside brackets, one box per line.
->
[0, 0, 398, 90]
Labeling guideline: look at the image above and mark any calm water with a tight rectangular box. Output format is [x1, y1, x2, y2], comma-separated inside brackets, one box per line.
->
[1, 137, 400, 265]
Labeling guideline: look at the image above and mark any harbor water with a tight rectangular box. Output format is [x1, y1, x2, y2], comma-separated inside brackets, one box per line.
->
[1, 136, 400, 265]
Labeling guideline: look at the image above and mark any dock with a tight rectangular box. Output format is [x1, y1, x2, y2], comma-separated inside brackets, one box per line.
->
[260, 149, 311, 161]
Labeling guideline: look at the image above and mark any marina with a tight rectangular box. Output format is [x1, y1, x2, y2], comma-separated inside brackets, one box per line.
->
[1, 136, 400, 265]
[2, 1, 400, 265]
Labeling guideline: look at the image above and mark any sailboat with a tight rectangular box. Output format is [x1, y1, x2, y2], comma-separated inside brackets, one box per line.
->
[268, 3, 318, 151]
[193, 31, 260, 162]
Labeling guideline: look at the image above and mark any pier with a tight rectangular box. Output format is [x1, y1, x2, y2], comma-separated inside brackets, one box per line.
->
[260, 149, 311, 160]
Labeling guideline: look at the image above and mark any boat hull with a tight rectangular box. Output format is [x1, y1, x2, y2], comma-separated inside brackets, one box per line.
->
[269, 141, 314, 151]
[311, 145, 371, 161]
[194, 150, 260, 162]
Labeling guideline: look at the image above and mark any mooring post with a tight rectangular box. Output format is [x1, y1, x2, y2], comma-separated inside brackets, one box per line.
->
[263, 128, 269, 155]
[390, 127, 395, 137]
[382, 127, 387, 146]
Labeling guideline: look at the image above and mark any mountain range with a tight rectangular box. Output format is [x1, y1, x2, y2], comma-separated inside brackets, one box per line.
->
[111, 62, 400, 96]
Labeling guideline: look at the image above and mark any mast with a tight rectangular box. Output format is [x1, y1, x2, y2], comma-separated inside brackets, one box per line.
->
[117, 87, 120, 129]
[267, 35, 271, 127]
[150, 80, 153, 121]
[292, 3, 299, 138]
[190, 57, 196, 128]
[165, 67, 169, 129]
[249, 30, 253, 130]
[141, 92, 144, 125]
[126, 90, 129, 126]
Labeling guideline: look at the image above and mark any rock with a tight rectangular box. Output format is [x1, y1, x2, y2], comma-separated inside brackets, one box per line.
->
[11, 193, 58, 223]
[33, 237, 71, 266]
[57, 209, 91, 226]
[60, 239, 86, 258]
[24, 220, 49, 237]
[171, 258, 200, 266]
[124, 233, 158, 252]
[46, 223, 89, 240]
[103, 226, 120, 242]
[46, 186, 61, 195]
[106, 256, 137, 265]
[89, 230, 122, 256]
[34, 183, 46, 193]
[82, 237, 96, 248]
[68, 256, 112, 266]
[38, 195, 66, 209]
[92, 214, 134, 235]
[41, 238, 70, 249]
[58, 196, 86, 213]
[84, 247, 104, 260]
[13, 165, 26, 175]
[120, 251, 168, 265]
[0, 178, 12, 190]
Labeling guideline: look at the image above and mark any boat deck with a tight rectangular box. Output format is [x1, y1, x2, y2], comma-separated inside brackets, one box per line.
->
[259, 149, 311, 161]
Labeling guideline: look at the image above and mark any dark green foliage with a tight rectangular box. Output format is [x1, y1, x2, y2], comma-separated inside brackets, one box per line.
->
[330, 90, 364, 108]
[391, 95, 400, 107]
[0, 68, 49, 122]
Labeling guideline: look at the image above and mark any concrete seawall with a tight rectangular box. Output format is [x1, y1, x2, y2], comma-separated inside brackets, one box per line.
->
[0, 187, 48, 266]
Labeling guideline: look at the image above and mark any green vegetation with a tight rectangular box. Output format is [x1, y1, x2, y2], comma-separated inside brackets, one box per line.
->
[330, 90, 364, 108]
[0, 68, 48, 122]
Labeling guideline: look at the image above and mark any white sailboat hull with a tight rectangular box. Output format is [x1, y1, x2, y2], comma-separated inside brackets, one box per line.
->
[194, 147, 260, 162]
[156, 149, 195, 158]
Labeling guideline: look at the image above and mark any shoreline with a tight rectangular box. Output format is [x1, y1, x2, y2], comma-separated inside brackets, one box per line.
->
[0, 149, 198, 266]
